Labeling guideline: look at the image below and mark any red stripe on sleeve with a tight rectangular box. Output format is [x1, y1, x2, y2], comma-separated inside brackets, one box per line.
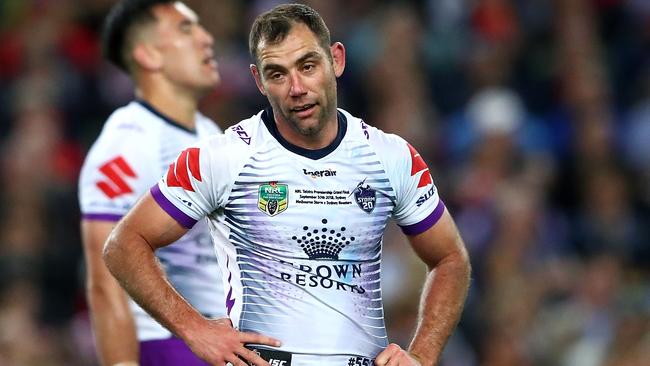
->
[408, 144, 428, 176]
[174, 150, 194, 191]
[187, 147, 202, 181]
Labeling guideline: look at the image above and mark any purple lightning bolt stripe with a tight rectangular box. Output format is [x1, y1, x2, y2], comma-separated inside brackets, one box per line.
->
[225, 257, 235, 315]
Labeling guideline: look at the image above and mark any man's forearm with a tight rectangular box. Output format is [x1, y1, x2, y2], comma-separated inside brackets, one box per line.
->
[82, 220, 139, 366]
[103, 225, 205, 341]
[86, 282, 138, 365]
[408, 251, 471, 366]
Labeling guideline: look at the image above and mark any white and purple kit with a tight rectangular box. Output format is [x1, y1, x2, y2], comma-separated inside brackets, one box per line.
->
[154, 108, 445, 366]
[79, 100, 226, 365]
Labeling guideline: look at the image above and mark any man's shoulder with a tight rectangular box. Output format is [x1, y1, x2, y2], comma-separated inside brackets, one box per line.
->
[221, 110, 268, 148]
[83, 102, 158, 167]
[339, 108, 407, 152]
[193, 112, 266, 162]
[102, 101, 158, 136]
[196, 112, 222, 135]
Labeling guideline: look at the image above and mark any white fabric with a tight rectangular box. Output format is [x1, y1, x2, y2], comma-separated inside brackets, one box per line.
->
[79, 101, 227, 341]
[155, 108, 443, 364]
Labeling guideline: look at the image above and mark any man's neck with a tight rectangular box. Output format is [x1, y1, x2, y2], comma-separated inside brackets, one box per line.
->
[136, 83, 198, 130]
[273, 113, 339, 150]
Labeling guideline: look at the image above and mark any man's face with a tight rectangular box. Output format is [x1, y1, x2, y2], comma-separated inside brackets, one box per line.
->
[253, 23, 343, 139]
[149, 2, 219, 94]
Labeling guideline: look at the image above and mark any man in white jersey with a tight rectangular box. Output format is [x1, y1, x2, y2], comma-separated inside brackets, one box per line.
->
[78, 1, 226, 365]
[104, 4, 471, 366]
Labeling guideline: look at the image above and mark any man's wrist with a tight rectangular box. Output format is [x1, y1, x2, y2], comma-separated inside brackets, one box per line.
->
[174, 310, 207, 343]
[408, 352, 424, 365]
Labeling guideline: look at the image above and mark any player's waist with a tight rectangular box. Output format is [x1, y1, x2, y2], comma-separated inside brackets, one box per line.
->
[245, 346, 379, 366]
[131, 300, 225, 340]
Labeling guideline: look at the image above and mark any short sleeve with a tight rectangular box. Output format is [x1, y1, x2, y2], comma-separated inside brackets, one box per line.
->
[79, 123, 157, 221]
[152, 135, 233, 229]
[390, 141, 445, 236]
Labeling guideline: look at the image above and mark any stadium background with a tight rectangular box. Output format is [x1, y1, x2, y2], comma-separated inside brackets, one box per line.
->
[0, 0, 648, 365]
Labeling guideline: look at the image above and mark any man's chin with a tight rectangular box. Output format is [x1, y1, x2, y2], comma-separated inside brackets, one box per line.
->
[200, 73, 221, 87]
[294, 120, 324, 137]
[194, 81, 219, 96]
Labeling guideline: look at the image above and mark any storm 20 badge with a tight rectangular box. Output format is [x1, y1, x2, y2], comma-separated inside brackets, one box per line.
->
[258, 182, 288, 216]
[350, 178, 376, 213]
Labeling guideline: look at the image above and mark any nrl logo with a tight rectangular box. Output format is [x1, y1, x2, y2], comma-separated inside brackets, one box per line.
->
[258, 182, 288, 216]
[350, 178, 376, 213]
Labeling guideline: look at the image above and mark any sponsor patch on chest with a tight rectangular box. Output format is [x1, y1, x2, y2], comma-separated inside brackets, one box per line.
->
[258, 182, 288, 216]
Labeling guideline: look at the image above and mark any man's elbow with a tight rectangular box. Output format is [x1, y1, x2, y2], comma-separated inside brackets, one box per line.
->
[445, 250, 469, 273]
[458, 244, 471, 277]
[451, 241, 472, 285]
[85, 277, 119, 308]
[102, 231, 121, 276]
[435, 242, 471, 284]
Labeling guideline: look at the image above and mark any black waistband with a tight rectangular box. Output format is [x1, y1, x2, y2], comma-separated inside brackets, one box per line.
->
[245, 346, 293, 365]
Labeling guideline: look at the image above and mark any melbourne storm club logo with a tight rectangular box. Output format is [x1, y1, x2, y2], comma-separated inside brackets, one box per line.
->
[350, 178, 376, 213]
[258, 182, 288, 216]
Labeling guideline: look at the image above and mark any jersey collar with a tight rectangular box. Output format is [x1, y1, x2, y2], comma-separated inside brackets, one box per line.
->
[261, 107, 347, 160]
[136, 100, 196, 135]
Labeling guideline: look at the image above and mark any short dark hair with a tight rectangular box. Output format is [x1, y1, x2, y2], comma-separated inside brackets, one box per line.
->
[249, 4, 331, 66]
[101, 0, 174, 72]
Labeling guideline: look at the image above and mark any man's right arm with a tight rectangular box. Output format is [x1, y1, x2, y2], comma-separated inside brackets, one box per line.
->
[103, 191, 281, 366]
[81, 220, 138, 366]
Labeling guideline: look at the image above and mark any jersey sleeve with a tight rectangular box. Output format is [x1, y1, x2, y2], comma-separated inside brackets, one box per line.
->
[151, 135, 234, 229]
[386, 137, 445, 236]
[79, 119, 158, 221]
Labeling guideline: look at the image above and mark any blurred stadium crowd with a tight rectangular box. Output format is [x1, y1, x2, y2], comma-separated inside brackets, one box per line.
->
[0, 0, 648, 365]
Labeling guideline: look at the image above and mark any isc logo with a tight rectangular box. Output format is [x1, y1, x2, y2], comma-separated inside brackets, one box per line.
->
[247, 347, 292, 366]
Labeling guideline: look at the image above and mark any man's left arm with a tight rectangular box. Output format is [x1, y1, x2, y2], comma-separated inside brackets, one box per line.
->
[376, 208, 471, 366]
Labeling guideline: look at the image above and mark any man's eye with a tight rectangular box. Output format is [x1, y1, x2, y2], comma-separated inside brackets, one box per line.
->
[180, 23, 192, 33]
[303, 64, 315, 72]
[269, 73, 284, 80]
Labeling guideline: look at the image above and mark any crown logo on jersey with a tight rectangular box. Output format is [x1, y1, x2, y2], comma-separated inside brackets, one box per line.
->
[350, 178, 376, 213]
[258, 182, 288, 216]
[291, 219, 355, 260]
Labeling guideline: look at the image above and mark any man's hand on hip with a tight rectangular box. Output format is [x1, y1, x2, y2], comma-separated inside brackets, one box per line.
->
[375, 343, 423, 366]
[185, 317, 282, 366]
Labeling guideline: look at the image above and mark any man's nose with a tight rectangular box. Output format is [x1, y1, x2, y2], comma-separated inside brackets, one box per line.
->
[197, 25, 214, 47]
[289, 72, 307, 97]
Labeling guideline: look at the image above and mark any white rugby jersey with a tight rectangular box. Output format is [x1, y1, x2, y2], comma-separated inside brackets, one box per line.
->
[79, 100, 227, 341]
[154, 108, 445, 365]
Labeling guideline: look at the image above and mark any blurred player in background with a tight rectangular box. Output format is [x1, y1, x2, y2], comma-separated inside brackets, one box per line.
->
[78, 1, 225, 365]
[104, 4, 471, 366]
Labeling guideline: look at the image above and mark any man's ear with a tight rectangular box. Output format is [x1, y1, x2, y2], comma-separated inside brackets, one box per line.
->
[250, 64, 267, 96]
[330, 42, 346, 78]
[132, 42, 163, 71]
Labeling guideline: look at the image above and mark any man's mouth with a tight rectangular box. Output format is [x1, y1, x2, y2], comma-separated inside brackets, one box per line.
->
[291, 104, 315, 112]
[203, 55, 217, 67]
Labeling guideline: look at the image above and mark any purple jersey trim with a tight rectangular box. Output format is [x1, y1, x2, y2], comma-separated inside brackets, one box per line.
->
[81, 213, 123, 222]
[140, 337, 209, 366]
[400, 199, 446, 236]
[150, 184, 197, 229]
[225, 257, 236, 315]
